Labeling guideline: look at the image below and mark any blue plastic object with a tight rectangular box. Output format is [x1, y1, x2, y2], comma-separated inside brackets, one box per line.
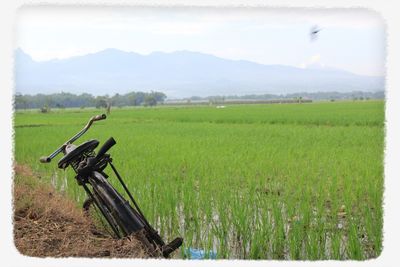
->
[186, 248, 217, 259]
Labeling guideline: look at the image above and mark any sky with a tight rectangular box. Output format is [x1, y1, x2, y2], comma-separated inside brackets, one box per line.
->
[15, 6, 385, 76]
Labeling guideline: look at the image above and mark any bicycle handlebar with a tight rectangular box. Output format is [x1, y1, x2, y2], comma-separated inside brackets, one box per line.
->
[39, 156, 52, 163]
[39, 114, 107, 163]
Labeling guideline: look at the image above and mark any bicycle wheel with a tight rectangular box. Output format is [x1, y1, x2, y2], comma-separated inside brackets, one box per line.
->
[82, 188, 124, 238]
[84, 185, 157, 257]
[88, 172, 160, 256]
[83, 171, 181, 258]
[89, 171, 146, 234]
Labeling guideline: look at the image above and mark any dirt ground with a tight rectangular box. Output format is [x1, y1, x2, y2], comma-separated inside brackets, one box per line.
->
[13, 164, 150, 258]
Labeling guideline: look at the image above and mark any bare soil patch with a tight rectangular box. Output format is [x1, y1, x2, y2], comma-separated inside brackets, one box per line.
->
[13, 163, 149, 258]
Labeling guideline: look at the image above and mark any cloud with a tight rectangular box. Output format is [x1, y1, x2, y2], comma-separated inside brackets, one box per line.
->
[300, 54, 325, 69]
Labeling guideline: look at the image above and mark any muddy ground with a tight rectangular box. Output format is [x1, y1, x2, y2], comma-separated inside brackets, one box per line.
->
[13, 164, 150, 258]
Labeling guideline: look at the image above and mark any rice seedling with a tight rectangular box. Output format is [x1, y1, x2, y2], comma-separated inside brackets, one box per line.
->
[14, 100, 384, 259]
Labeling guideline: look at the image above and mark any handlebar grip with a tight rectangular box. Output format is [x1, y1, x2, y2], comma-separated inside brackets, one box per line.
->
[93, 114, 106, 121]
[40, 156, 51, 163]
[95, 137, 116, 160]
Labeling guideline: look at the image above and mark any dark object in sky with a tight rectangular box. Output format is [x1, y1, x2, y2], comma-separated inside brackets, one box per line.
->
[310, 25, 322, 41]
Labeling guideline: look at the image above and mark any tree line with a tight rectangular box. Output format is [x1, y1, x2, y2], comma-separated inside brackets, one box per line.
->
[14, 90, 385, 110]
[14, 91, 167, 110]
[186, 91, 385, 102]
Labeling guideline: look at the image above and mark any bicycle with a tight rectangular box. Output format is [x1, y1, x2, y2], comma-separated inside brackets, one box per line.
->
[40, 114, 183, 258]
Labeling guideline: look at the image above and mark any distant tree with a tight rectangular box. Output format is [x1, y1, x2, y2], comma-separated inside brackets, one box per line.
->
[152, 91, 167, 103]
[144, 95, 157, 106]
[95, 97, 108, 109]
[15, 94, 28, 109]
[55, 103, 65, 109]
[45, 95, 54, 108]
[298, 96, 303, 103]
[190, 96, 202, 101]
[135, 92, 146, 106]
[40, 104, 50, 113]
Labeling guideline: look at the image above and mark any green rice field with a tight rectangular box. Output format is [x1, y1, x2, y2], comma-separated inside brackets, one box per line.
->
[14, 101, 384, 260]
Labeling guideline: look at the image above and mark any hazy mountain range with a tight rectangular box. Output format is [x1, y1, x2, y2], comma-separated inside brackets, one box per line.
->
[15, 48, 384, 98]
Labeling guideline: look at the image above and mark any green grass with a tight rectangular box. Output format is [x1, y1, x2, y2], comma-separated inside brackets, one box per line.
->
[14, 101, 384, 259]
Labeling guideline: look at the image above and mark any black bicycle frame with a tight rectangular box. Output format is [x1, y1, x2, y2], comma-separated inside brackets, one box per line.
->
[40, 114, 182, 258]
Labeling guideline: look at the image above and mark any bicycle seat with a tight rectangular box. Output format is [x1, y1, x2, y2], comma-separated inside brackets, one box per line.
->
[58, 139, 99, 169]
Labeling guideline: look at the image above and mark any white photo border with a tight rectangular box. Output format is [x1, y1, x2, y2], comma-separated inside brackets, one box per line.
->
[1, 1, 398, 267]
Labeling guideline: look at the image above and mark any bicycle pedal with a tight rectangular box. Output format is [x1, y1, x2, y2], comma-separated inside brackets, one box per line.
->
[162, 237, 183, 258]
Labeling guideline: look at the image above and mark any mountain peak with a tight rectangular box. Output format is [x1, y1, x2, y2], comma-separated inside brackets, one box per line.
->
[15, 48, 33, 62]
